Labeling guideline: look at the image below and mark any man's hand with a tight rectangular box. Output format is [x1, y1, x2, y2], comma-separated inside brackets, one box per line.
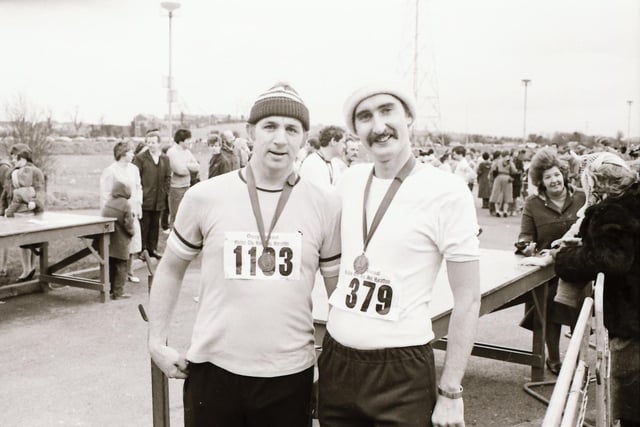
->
[432, 395, 465, 427]
[149, 343, 189, 379]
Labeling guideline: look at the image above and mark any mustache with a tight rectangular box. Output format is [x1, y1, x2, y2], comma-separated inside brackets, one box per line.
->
[366, 127, 397, 145]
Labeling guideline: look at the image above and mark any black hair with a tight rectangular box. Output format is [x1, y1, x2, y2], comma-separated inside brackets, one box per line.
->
[174, 128, 192, 143]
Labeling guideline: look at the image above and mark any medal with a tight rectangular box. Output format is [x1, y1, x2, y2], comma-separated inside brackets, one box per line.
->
[353, 254, 369, 275]
[258, 251, 276, 274]
[245, 164, 296, 276]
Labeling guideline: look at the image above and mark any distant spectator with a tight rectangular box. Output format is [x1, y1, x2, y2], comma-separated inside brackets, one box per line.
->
[490, 150, 517, 217]
[295, 136, 319, 170]
[160, 144, 171, 233]
[167, 128, 200, 228]
[299, 125, 345, 186]
[5, 146, 45, 217]
[489, 150, 502, 215]
[7, 144, 46, 282]
[451, 145, 475, 190]
[102, 180, 136, 300]
[439, 152, 452, 173]
[476, 152, 492, 208]
[344, 137, 360, 167]
[100, 140, 143, 283]
[208, 130, 240, 178]
[0, 155, 12, 215]
[133, 130, 171, 260]
[0, 154, 12, 276]
[235, 137, 251, 167]
[512, 150, 526, 212]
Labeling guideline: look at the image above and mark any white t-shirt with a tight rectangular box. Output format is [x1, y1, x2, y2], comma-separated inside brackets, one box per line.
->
[299, 152, 335, 187]
[454, 157, 476, 185]
[327, 163, 479, 349]
[167, 169, 341, 377]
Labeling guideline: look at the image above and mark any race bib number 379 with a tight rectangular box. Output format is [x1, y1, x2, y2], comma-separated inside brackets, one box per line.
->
[223, 231, 302, 280]
[329, 267, 400, 321]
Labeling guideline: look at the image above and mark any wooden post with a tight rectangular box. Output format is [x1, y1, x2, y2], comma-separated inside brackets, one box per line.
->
[139, 250, 170, 427]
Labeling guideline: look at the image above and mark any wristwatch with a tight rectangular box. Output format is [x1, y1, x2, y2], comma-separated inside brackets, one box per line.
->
[437, 385, 463, 399]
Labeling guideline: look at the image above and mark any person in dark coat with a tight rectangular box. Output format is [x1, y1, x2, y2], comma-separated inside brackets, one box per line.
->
[554, 153, 640, 426]
[133, 130, 171, 259]
[208, 132, 240, 178]
[476, 152, 492, 208]
[102, 180, 136, 299]
[0, 155, 12, 276]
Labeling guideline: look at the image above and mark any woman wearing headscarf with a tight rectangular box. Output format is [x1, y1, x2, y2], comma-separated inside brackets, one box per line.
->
[554, 153, 639, 427]
[516, 147, 586, 374]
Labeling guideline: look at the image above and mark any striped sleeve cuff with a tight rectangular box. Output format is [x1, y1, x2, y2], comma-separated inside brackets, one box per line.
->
[319, 253, 340, 278]
[166, 228, 202, 261]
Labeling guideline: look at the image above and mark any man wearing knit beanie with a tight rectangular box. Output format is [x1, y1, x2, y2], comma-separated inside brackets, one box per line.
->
[319, 82, 480, 427]
[147, 81, 341, 426]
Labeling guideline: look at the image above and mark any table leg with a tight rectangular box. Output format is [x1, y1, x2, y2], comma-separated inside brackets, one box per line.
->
[97, 234, 110, 303]
[530, 282, 548, 381]
[38, 242, 49, 292]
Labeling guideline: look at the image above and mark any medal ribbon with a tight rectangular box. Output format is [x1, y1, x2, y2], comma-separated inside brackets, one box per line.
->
[245, 164, 296, 252]
[361, 155, 417, 253]
[315, 152, 334, 184]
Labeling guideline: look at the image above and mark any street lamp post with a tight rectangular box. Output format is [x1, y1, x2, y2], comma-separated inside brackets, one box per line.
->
[627, 100, 633, 150]
[161, 1, 181, 143]
[521, 79, 531, 144]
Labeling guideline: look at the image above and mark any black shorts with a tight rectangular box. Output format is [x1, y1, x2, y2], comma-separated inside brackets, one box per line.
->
[184, 362, 314, 427]
[318, 333, 436, 427]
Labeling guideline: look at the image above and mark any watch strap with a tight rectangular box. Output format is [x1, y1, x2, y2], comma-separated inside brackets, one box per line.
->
[437, 385, 463, 399]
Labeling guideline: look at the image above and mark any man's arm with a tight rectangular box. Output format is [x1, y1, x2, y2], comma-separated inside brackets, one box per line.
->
[167, 147, 190, 176]
[432, 259, 480, 427]
[323, 275, 338, 297]
[147, 249, 191, 379]
[186, 150, 200, 173]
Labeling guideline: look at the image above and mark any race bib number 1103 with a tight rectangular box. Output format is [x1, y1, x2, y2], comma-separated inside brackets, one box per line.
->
[224, 231, 302, 280]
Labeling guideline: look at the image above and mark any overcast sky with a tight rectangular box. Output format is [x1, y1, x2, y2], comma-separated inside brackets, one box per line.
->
[1, 0, 638, 138]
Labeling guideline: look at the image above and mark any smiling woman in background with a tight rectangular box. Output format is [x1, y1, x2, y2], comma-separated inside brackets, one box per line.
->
[517, 147, 585, 374]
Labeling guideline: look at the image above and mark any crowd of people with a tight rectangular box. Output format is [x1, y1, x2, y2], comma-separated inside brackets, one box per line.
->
[1, 80, 638, 426]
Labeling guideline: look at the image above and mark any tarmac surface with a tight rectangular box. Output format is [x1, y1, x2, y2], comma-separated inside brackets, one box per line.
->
[0, 203, 587, 426]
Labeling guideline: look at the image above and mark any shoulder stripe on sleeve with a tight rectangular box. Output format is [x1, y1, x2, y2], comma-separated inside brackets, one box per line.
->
[174, 228, 203, 250]
[320, 253, 341, 263]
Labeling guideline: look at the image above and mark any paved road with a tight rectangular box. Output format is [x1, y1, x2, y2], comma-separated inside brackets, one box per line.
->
[0, 203, 584, 426]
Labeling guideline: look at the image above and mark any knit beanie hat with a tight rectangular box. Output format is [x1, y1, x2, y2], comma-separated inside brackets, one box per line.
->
[343, 82, 417, 135]
[248, 82, 310, 131]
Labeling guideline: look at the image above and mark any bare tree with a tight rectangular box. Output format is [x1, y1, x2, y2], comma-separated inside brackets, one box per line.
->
[71, 105, 83, 136]
[2, 94, 56, 177]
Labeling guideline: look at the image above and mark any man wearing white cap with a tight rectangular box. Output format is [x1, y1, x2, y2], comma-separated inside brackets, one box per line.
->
[147, 82, 341, 426]
[318, 83, 480, 427]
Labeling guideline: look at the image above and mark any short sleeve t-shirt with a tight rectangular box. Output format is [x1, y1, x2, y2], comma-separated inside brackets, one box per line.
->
[167, 169, 341, 377]
[327, 163, 479, 349]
